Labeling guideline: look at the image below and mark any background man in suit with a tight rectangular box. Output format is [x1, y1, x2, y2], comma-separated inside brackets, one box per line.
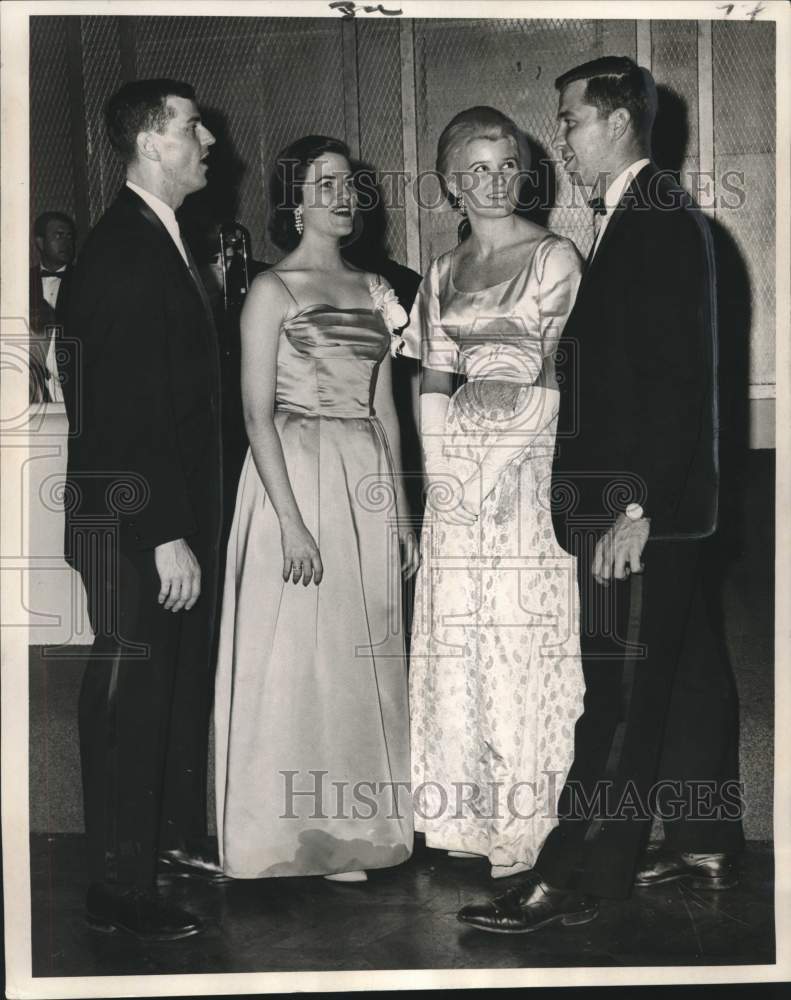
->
[63, 78, 225, 941]
[459, 56, 743, 934]
[29, 210, 75, 402]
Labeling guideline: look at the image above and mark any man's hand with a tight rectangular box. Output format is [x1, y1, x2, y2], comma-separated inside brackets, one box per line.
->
[592, 513, 650, 586]
[155, 538, 202, 611]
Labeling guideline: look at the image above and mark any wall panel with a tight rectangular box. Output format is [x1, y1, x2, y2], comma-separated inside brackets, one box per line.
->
[253, 19, 348, 261]
[80, 16, 125, 225]
[713, 20, 775, 392]
[29, 17, 77, 244]
[27, 14, 777, 396]
[651, 20, 700, 190]
[356, 20, 407, 264]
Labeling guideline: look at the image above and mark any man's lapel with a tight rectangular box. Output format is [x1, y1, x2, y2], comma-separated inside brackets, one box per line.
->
[119, 186, 216, 329]
[120, 186, 189, 274]
[576, 162, 656, 296]
[181, 238, 216, 327]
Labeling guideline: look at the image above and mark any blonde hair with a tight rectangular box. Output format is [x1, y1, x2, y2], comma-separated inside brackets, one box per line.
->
[436, 106, 530, 207]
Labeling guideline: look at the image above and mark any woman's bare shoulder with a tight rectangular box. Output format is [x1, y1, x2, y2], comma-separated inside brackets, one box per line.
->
[510, 215, 554, 248]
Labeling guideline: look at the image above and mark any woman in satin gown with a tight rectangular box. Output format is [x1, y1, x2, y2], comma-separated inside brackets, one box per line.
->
[214, 136, 419, 882]
[402, 107, 586, 878]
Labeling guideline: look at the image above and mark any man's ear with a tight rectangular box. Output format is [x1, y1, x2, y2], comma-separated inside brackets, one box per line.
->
[34, 235, 44, 254]
[608, 107, 631, 142]
[136, 130, 161, 163]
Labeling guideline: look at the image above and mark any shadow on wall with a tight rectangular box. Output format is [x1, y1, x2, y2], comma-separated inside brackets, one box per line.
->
[518, 133, 556, 230]
[652, 84, 753, 569]
[652, 85, 761, 832]
[178, 106, 248, 261]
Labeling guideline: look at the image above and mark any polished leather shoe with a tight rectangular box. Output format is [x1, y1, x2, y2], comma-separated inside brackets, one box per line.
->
[85, 882, 203, 940]
[158, 843, 232, 884]
[634, 847, 739, 890]
[457, 871, 599, 934]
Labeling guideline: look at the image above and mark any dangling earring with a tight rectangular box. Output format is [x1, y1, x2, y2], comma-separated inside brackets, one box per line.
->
[456, 193, 467, 217]
[294, 205, 304, 235]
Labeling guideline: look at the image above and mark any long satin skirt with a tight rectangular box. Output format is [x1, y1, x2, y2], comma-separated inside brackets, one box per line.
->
[214, 411, 413, 877]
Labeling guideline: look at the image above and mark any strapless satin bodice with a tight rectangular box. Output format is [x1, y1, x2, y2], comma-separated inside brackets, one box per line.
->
[275, 305, 390, 418]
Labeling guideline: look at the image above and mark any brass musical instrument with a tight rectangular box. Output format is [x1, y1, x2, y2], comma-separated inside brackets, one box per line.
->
[218, 221, 252, 312]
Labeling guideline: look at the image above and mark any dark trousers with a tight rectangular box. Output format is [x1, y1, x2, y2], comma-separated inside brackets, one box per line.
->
[76, 531, 217, 888]
[535, 537, 744, 900]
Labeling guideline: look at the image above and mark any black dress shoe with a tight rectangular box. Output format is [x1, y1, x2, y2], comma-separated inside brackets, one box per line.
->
[634, 847, 739, 890]
[85, 882, 203, 941]
[158, 843, 231, 884]
[457, 871, 599, 934]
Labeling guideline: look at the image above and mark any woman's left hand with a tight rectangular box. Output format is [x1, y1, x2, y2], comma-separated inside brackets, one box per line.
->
[399, 527, 420, 579]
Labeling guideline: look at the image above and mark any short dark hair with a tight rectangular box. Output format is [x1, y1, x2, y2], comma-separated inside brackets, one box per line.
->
[105, 78, 196, 163]
[34, 211, 75, 240]
[555, 56, 657, 138]
[268, 134, 351, 252]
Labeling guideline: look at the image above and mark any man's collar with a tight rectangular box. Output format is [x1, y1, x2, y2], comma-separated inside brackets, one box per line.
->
[602, 158, 651, 215]
[126, 180, 178, 224]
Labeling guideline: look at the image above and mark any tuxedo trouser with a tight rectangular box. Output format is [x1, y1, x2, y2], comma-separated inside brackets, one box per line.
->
[76, 531, 216, 888]
[535, 538, 744, 900]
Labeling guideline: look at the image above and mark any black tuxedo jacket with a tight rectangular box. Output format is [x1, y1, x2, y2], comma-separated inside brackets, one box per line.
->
[551, 163, 718, 551]
[63, 186, 221, 559]
[29, 263, 70, 326]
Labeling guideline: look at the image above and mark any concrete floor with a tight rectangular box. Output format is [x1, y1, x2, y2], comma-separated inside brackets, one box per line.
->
[31, 834, 774, 977]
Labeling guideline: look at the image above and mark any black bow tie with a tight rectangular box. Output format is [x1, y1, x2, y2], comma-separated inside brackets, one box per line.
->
[41, 269, 65, 279]
[588, 197, 607, 216]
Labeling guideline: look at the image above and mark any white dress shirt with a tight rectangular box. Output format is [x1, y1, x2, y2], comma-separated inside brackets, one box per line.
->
[40, 265, 67, 310]
[589, 158, 651, 262]
[126, 180, 190, 268]
[39, 265, 67, 402]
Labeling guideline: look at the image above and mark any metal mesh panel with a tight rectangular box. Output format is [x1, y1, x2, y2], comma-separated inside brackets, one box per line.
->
[713, 21, 775, 154]
[80, 16, 124, 225]
[254, 20, 348, 261]
[135, 16, 268, 260]
[713, 21, 775, 388]
[412, 18, 637, 271]
[29, 17, 77, 250]
[598, 19, 638, 57]
[135, 16, 347, 262]
[651, 19, 700, 191]
[356, 20, 406, 265]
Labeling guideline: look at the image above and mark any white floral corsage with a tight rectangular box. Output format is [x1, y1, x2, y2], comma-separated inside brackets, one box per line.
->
[369, 280, 409, 357]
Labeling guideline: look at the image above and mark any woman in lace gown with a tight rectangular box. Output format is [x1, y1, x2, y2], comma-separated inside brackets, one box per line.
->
[214, 136, 419, 882]
[403, 107, 586, 878]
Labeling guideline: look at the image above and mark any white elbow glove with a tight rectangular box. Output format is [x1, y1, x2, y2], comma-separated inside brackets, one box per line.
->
[420, 392, 472, 522]
[420, 392, 451, 476]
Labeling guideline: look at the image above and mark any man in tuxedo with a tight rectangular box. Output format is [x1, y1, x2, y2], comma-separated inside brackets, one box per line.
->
[29, 211, 75, 402]
[459, 56, 743, 934]
[63, 78, 226, 941]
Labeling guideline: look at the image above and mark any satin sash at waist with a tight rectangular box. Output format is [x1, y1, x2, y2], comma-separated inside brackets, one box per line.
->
[274, 404, 376, 420]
